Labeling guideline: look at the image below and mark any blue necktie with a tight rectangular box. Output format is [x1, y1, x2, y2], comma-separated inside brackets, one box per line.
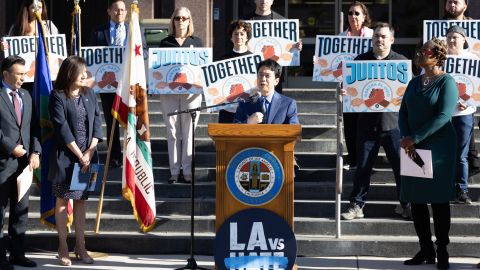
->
[261, 98, 268, 124]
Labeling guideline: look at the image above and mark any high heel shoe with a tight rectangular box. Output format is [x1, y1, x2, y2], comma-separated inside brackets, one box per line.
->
[74, 247, 94, 264]
[404, 249, 436, 265]
[436, 246, 450, 269]
[57, 249, 72, 266]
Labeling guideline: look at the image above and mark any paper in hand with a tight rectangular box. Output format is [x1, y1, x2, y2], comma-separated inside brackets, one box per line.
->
[400, 149, 433, 179]
[16, 166, 33, 202]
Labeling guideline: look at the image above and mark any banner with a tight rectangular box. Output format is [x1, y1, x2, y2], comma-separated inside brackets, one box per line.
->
[246, 19, 300, 66]
[423, 20, 480, 57]
[444, 56, 480, 106]
[112, 3, 156, 232]
[313, 35, 372, 82]
[147, 47, 212, 94]
[2, 35, 67, 82]
[342, 60, 412, 112]
[200, 54, 262, 112]
[80, 46, 125, 93]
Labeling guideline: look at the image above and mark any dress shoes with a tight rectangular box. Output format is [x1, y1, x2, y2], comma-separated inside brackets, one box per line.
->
[9, 255, 37, 267]
[0, 259, 13, 270]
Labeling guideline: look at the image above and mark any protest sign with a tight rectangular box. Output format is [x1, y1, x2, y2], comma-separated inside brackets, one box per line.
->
[423, 20, 480, 57]
[342, 60, 412, 112]
[444, 56, 480, 106]
[313, 35, 372, 82]
[246, 19, 300, 66]
[200, 54, 262, 112]
[2, 34, 67, 82]
[80, 46, 125, 93]
[148, 47, 212, 94]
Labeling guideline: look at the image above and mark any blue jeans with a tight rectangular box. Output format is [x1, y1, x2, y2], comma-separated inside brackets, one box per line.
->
[349, 129, 403, 207]
[452, 114, 473, 192]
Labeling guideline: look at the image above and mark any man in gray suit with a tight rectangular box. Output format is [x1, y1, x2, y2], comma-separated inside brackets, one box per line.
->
[0, 56, 41, 270]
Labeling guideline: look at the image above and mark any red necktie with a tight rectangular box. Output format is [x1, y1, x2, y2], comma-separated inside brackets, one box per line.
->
[10, 91, 21, 126]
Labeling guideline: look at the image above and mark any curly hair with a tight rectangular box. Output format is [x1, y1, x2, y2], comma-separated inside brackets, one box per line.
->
[228, 20, 252, 43]
[430, 37, 447, 67]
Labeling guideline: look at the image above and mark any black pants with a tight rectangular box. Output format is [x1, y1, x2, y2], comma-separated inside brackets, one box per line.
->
[0, 157, 29, 259]
[100, 93, 122, 162]
[343, 113, 359, 166]
[411, 203, 450, 249]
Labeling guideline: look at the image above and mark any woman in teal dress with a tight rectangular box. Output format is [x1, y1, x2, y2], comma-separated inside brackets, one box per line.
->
[399, 37, 457, 270]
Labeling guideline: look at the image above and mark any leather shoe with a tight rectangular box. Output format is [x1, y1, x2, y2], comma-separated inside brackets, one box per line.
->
[0, 259, 13, 270]
[9, 255, 37, 267]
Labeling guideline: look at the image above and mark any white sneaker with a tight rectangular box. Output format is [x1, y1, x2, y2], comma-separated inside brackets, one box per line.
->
[341, 204, 364, 220]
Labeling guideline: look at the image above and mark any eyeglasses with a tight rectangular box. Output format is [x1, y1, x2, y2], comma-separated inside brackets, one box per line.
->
[174, 16, 190, 22]
[416, 49, 434, 57]
[348, 11, 361, 16]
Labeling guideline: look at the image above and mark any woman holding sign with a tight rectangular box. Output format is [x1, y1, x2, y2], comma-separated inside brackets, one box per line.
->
[159, 7, 203, 184]
[339, 1, 373, 170]
[399, 38, 457, 270]
[49, 56, 102, 266]
[1, 0, 58, 50]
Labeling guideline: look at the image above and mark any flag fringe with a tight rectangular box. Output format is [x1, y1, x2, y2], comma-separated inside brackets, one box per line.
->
[122, 187, 156, 233]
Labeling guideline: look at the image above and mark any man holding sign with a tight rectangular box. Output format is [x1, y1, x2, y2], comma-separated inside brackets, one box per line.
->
[341, 23, 409, 220]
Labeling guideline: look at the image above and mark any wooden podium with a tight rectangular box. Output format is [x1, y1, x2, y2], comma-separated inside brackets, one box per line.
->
[208, 124, 302, 230]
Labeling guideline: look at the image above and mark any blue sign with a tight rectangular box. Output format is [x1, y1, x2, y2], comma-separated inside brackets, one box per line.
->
[214, 208, 297, 270]
[226, 147, 284, 206]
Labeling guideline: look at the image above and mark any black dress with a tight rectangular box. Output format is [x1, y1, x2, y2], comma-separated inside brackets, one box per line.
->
[52, 96, 89, 200]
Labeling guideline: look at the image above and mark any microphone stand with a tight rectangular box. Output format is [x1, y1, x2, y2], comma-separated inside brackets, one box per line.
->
[169, 96, 257, 270]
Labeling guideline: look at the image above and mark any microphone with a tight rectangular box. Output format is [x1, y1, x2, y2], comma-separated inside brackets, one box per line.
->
[241, 92, 260, 104]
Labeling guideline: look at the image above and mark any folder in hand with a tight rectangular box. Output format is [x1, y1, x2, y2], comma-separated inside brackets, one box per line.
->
[69, 163, 104, 193]
[16, 166, 33, 202]
[400, 149, 433, 179]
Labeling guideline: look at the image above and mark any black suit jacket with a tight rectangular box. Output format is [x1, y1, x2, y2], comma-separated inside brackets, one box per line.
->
[0, 87, 41, 183]
[48, 89, 103, 184]
[88, 23, 129, 46]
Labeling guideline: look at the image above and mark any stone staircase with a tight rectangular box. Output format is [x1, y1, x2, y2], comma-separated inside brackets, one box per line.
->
[9, 87, 480, 257]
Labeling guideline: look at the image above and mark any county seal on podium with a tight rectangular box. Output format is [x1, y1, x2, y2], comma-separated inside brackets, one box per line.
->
[226, 147, 284, 206]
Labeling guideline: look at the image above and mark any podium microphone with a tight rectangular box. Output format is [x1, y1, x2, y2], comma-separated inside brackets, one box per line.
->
[241, 92, 260, 104]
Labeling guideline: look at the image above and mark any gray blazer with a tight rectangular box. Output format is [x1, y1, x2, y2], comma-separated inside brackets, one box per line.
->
[48, 89, 103, 184]
[0, 87, 41, 183]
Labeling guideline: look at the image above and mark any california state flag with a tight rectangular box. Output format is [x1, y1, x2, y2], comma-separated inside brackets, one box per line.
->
[112, 2, 156, 232]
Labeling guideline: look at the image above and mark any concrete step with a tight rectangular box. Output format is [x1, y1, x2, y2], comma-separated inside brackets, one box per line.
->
[22, 231, 480, 257]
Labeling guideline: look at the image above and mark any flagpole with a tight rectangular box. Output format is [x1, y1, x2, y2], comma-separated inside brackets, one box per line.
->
[95, 119, 117, 233]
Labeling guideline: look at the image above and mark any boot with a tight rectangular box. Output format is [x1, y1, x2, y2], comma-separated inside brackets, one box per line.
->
[436, 245, 449, 269]
[404, 244, 436, 265]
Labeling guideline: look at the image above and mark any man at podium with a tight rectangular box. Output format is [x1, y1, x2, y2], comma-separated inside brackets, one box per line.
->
[234, 59, 299, 124]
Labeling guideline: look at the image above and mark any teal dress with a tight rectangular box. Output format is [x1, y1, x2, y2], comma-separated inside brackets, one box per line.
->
[398, 74, 458, 203]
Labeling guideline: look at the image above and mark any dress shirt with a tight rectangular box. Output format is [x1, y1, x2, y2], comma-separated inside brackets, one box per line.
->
[109, 21, 126, 46]
[2, 81, 23, 111]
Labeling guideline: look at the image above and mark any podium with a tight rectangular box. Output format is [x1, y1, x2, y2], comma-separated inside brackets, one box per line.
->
[208, 123, 302, 230]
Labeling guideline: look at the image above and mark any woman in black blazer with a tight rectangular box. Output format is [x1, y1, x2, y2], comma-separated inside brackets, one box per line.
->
[48, 56, 102, 266]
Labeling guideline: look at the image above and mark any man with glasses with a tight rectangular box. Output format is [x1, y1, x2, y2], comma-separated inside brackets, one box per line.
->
[0, 55, 41, 270]
[341, 22, 409, 220]
[88, 0, 128, 168]
[234, 59, 299, 124]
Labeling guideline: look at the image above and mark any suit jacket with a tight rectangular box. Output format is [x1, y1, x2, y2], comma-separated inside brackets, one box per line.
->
[0, 87, 41, 183]
[48, 89, 103, 184]
[88, 23, 129, 46]
[234, 92, 299, 124]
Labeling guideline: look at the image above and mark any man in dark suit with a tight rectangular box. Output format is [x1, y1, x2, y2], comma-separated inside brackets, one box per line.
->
[0, 56, 41, 270]
[234, 59, 299, 124]
[88, 0, 128, 168]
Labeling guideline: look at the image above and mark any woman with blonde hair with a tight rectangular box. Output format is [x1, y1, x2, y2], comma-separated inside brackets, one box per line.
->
[159, 7, 203, 184]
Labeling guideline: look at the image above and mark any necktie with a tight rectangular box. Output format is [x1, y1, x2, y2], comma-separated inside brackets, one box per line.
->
[114, 23, 123, 46]
[10, 91, 21, 126]
[261, 98, 268, 124]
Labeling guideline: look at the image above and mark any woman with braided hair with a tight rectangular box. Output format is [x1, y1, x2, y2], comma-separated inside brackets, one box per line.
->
[399, 37, 457, 270]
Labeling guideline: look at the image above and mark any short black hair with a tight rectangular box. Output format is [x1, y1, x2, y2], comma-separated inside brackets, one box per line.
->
[1, 55, 26, 73]
[257, 59, 282, 79]
[109, 0, 125, 9]
[374, 22, 395, 36]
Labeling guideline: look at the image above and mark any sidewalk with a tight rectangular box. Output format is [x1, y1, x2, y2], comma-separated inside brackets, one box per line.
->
[11, 252, 480, 269]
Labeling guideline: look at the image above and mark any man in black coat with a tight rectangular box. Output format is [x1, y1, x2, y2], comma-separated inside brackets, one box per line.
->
[88, 0, 128, 168]
[341, 22, 409, 221]
[0, 56, 41, 270]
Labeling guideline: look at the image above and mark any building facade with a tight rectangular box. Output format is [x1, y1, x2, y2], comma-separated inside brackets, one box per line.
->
[1, 0, 479, 86]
